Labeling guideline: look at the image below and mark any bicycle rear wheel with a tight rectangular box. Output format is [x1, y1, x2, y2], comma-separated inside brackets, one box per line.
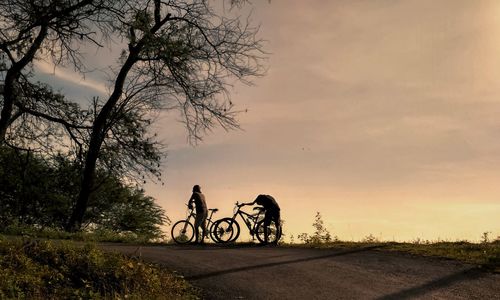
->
[209, 219, 232, 243]
[171, 220, 195, 244]
[213, 218, 240, 243]
[256, 220, 281, 244]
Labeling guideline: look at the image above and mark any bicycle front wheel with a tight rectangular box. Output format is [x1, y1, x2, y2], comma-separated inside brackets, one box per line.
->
[208, 219, 231, 243]
[256, 219, 281, 244]
[171, 220, 195, 244]
[213, 218, 240, 243]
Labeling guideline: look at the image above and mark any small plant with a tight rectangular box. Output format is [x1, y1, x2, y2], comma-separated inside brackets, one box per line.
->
[297, 212, 337, 244]
[481, 232, 491, 244]
[362, 234, 379, 243]
[412, 238, 424, 244]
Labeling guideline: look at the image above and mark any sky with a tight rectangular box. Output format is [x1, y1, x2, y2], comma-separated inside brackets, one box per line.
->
[35, 0, 500, 242]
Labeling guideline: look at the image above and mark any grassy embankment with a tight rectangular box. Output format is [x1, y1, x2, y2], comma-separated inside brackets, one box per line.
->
[286, 240, 500, 273]
[0, 235, 198, 299]
[0, 223, 160, 244]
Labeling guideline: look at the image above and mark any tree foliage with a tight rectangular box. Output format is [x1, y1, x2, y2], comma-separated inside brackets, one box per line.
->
[0, 0, 122, 144]
[68, 0, 266, 230]
[0, 146, 168, 239]
[0, 0, 266, 232]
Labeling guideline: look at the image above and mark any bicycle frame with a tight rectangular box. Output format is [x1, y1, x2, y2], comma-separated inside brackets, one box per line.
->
[230, 204, 264, 237]
[205, 209, 218, 237]
[181, 207, 196, 231]
[182, 206, 219, 238]
[172, 204, 225, 244]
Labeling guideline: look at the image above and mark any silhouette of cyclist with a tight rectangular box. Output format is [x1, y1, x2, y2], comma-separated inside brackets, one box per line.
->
[188, 185, 208, 244]
[240, 194, 281, 244]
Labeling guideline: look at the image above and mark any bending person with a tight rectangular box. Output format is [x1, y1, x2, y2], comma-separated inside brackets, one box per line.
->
[240, 194, 281, 244]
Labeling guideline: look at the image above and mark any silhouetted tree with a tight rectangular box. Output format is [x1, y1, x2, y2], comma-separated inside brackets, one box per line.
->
[0, 0, 123, 145]
[0, 146, 168, 239]
[3, 79, 92, 156]
[67, 0, 266, 230]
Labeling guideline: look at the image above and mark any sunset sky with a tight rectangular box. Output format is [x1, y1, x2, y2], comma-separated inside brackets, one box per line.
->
[37, 0, 500, 241]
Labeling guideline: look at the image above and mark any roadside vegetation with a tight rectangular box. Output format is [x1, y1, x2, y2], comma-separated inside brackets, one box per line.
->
[0, 147, 169, 243]
[382, 239, 500, 272]
[1, 224, 162, 244]
[287, 212, 500, 273]
[0, 236, 198, 299]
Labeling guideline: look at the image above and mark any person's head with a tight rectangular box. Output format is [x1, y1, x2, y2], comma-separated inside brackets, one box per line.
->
[192, 185, 201, 193]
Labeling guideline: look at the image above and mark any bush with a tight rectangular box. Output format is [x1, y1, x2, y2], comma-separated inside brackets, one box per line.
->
[0, 237, 197, 299]
[1, 223, 163, 244]
[297, 212, 337, 244]
[0, 146, 169, 239]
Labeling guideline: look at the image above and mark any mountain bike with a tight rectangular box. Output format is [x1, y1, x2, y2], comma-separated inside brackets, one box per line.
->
[213, 202, 282, 244]
[171, 206, 231, 244]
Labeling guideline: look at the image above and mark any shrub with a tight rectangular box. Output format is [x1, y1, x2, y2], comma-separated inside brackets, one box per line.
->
[297, 212, 337, 244]
[362, 234, 379, 243]
[0, 237, 197, 299]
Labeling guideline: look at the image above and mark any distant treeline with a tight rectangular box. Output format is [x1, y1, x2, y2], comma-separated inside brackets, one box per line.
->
[0, 146, 168, 240]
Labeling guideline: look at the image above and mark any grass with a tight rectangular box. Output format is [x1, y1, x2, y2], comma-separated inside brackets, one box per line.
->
[0, 235, 199, 299]
[1, 223, 160, 244]
[386, 240, 500, 272]
[284, 240, 500, 273]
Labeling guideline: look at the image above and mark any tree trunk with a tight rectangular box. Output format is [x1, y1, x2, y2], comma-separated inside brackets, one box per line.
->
[66, 50, 139, 231]
[0, 76, 16, 143]
[66, 8, 169, 231]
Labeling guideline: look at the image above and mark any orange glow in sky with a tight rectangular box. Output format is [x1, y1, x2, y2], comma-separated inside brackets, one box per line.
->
[39, 0, 500, 241]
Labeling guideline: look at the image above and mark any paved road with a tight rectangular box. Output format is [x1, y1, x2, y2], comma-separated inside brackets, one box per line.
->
[100, 244, 500, 300]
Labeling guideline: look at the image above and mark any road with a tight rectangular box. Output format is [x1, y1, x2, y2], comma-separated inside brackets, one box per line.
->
[100, 244, 500, 300]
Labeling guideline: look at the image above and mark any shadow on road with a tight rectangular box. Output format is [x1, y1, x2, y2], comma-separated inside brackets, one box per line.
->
[186, 245, 383, 280]
[377, 267, 487, 300]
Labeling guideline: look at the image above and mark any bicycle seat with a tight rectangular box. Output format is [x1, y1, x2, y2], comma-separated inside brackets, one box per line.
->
[209, 208, 218, 212]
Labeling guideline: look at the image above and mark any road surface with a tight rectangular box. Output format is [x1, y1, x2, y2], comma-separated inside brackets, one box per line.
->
[100, 244, 500, 299]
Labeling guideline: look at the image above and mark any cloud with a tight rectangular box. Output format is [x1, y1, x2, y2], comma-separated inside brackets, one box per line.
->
[35, 60, 109, 97]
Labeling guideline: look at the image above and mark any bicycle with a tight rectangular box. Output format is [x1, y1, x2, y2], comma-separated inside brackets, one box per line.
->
[171, 206, 231, 244]
[213, 201, 282, 244]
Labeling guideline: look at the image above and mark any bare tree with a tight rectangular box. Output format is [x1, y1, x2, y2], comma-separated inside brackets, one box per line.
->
[0, 0, 123, 145]
[3, 78, 92, 154]
[67, 0, 266, 230]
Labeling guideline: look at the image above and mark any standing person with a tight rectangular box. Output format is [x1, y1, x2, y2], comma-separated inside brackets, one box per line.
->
[188, 185, 208, 244]
[240, 194, 281, 244]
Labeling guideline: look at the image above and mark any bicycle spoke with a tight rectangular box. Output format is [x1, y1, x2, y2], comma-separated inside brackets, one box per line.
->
[171, 220, 195, 244]
[213, 218, 239, 243]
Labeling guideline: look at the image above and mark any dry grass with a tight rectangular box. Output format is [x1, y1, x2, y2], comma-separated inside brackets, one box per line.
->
[0, 236, 199, 299]
[284, 240, 500, 273]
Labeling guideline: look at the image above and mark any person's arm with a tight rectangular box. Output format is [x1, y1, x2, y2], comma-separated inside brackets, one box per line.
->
[187, 194, 195, 209]
[239, 200, 256, 207]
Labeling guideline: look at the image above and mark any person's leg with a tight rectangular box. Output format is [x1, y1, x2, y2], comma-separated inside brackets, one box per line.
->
[194, 215, 202, 244]
[272, 211, 281, 245]
[264, 211, 272, 244]
[199, 214, 207, 244]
